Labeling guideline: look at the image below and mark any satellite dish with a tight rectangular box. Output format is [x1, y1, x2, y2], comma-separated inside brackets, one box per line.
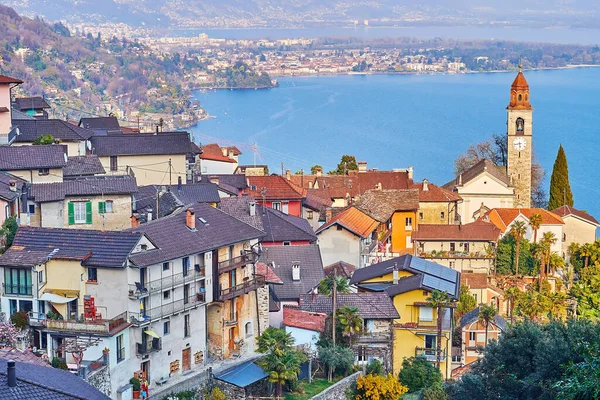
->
[15, 127, 20, 136]
[86, 140, 92, 150]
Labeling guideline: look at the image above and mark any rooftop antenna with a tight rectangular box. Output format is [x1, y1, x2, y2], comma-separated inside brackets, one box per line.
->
[518, 56, 523, 72]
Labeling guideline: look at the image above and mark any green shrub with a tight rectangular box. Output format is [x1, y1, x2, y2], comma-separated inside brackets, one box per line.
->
[10, 311, 29, 329]
[421, 386, 447, 400]
[365, 359, 384, 376]
[398, 357, 442, 393]
[51, 357, 68, 370]
[129, 377, 141, 391]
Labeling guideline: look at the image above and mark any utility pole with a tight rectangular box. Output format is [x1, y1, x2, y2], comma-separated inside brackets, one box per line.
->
[281, 162, 284, 177]
[332, 270, 337, 348]
[168, 159, 172, 192]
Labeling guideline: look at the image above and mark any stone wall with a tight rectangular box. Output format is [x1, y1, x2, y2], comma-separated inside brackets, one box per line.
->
[256, 286, 269, 335]
[87, 364, 112, 398]
[310, 372, 363, 400]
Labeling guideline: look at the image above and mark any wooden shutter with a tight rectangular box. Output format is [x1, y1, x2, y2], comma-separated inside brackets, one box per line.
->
[67, 202, 75, 225]
[98, 201, 106, 214]
[85, 201, 92, 224]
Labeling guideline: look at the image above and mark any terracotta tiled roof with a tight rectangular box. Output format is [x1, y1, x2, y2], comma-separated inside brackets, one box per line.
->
[0, 348, 50, 367]
[511, 71, 529, 91]
[283, 306, 327, 332]
[552, 205, 600, 226]
[247, 175, 305, 200]
[316, 206, 378, 238]
[483, 208, 564, 232]
[410, 181, 462, 202]
[460, 273, 490, 289]
[355, 189, 420, 222]
[199, 143, 237, 163]
[413, 221, 501, 242]
[323, 261, 356, 279]
[256, 262, 283, 284]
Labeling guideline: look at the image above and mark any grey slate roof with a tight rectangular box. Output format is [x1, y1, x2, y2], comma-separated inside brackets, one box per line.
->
[63, 156, 106, 177]
[90, 133, 200, 156]
[13, 97, 51, 111]
[299, 293, 399, 319]
[174, 183, 221, 204]
[0, 358, 110, 400]
[460, 306, 508, 331]
[12, 119, 94, 142]
[0, 145, 67, 170]
[259, 244, 324, 301]
[219, 197, 316, 243]
[1, 226, 142, 268]
[30, 176, 137, 202]
[134, 185, 184, 221]
[127, 203, 265, 267]
[79, 117, 120, 130]
[350, 255, 460, 299]
[0, 172, 26, 202]
[198, 174, 247, 194]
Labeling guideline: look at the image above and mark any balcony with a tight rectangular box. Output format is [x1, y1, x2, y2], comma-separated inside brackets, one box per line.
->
[43, 311, 129, 335]
[136, 338, 162, 356]
[356, 332, 392, 344]
[415, 347, 447, 362]
[2, 283, 33, 297]
[419, 251, 494, 260]
[219, 275, 265, 301]
[218, 252, 258, 274]
[133, 293, 206, 324]
[128, 267, 206, 299]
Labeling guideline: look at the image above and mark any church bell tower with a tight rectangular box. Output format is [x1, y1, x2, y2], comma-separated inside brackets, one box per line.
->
[507, 66, 533, 208]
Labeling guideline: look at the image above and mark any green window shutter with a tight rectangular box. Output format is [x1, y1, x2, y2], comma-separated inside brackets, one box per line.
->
[98, 201, 106, 214]
[67, 202, 75, 225]
[86, 201, 92, 224]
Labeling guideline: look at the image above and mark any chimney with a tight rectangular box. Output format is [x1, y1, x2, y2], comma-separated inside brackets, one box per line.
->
[186, 209, 196, 231]
[209, 176, 219, 186]
[422, 179, 429, 192]
[285, 169, 291, 181]
[146, 208, 153, 222]
[7, 360, 16, 388]
[8, 180, 16, 192]
[155, 125, 159, 134]
[249, 200, 256, 216]
[131, 214, 140, 228]
[315, 167, 322, 177]
[393, 262, 399, 284]
[177, 176, 182, 191]
[375, 182, 382, 190]
[408, 166, 414, 181]
[221, 147, 228, 157]
[479, 202, 486, 219]
[292, 263, 300, 281]
[458, 173, 463, 186]
[228, 149, 235, 159]
[308, 181, 313, 189]
[358, 161, 367, 173]
[325, 207, 332, 222]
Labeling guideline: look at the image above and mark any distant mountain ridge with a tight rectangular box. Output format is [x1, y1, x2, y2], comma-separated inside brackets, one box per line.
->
[5, 0, 599, 29]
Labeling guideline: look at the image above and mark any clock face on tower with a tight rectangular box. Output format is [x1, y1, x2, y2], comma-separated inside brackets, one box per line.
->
[513, 137, 527, 151]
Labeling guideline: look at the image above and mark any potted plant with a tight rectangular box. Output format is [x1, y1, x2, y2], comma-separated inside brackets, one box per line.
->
[102, 347, 110, 355]
[130, 377, 141, 399]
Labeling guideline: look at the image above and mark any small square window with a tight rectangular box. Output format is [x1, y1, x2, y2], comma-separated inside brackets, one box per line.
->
[469, 332, 476, 341]
[419, 212, 423, 220]
[336, 225, 343, 231]
[307, 211, 313, 220]
[28, 204, 35, 214]
[283, 241, 291, 246]
[163, 290, 170, 300]
[440, 212, 445, 220]
[163, 262, 170, 271]
[38, 168, 49, 176]
[87, 267, 98, 282]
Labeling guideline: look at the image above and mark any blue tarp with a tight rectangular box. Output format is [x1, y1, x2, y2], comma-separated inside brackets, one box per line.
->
[215, 361, 268, 387]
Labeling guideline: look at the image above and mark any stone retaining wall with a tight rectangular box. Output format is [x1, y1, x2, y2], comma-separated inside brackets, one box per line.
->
[310, 372, 363, 400]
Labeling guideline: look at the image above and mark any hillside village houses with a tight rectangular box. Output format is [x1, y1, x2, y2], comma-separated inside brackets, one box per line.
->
[0, 67, 599, 398]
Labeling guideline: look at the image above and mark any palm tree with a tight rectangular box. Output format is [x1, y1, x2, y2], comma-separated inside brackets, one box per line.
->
[504, 286, 521, 324]
[426, 290, 452, 370]
[478, 304, 497, 346]
[528, 213, 543, 243]
[548, 292, 567, 321]
[260, 348, 305, 398]
[509, 220, 528, 275]
[318, 275, 351, 295]
[540, 232, 558, 277]
[257, 326, 295, 355]
[579, 243, 593, 268]
[336, 306, 363, 345]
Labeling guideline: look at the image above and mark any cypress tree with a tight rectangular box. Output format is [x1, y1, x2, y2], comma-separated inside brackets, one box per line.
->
[548, 144, 573, 210]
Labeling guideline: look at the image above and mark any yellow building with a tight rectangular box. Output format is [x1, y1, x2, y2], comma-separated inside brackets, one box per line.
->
[350, 255, 460, 379]
[90, 133, 201, 186]
[0, 144, 67, 184]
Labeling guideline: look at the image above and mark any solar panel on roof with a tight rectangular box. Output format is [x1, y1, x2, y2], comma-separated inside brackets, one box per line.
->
[440, 267, 458, 283]
[423, 275, 456, 295]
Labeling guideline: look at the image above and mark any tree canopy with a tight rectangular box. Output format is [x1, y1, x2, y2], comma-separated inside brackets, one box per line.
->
[548, 144, 574, 210]
[329, 155, 358, 175]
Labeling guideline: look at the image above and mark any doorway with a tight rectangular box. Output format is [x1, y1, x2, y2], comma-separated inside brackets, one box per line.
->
[182, 348, 191, 371]
[141, 360, 150, 383]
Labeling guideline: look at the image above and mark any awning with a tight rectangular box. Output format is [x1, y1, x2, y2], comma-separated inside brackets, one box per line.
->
[39, 292, 77, 304]
[144, 330, 160, 339]
[215, 361, 268, 387]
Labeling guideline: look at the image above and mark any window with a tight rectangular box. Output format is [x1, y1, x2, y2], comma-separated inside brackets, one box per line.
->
[245, 322, 252, 338]
[184, 314, 191, 337]
[283, 241, 291, 246]
[38, 168, 49, 176]
[163, 290, 171, 300]
[425, 334, 436, 350]
[38, 300, 46, 316]
[4, 268, 32, 295]
[440, 211, 445, 220]
[405, 217, 412, 230]
[229, 270, 236, 287]
[473, 293, 478, 302]
[282, 202, 289, 214]
[419, 212, 423, 220]
[116, 334, 125, 363]
[87, 267, 98, 282]
[469, 332, 476, 341]
[28, 204, 35, 214]
[450, 243, 455, 252]
[182, 257, 190, 277]
[230, 297, 237, 321]
[163, 262, 170, 271]
[419, 306, 433, 322]
[184, 284, 190, 304]
[69, 201, 91, 225]
[110, 156, 118, 171]
[99, 200, 114, 214]
[449, 261, 455, 268]
[164, 321, 170, 335]
[272, 202, 281, 211]
[38, 270, 44, 283]
[336, 225, 343, 231]
[307, 211, 313, 220]
[464, 243, 470, 252]
[406, 236, 412, 248]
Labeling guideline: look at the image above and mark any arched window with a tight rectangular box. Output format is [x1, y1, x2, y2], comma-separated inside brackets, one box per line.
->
[518, 94, 523, 101]
[245, 322, 252, 337]
[516, 117, 525, 133]
[525, 94, 529, 102]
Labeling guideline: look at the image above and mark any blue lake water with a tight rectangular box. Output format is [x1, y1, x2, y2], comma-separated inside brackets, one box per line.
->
[191, 68, 600, 216]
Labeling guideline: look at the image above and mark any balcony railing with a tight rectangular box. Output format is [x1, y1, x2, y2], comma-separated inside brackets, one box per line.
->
[219, 275, 265, 301]
[356, 332, 392, 344]
[2, 283, 33, 297]
[133, 293, 206, 324]
[43, 311, 129, 335]
[419, 251, 494, 260]
[136, 338, 162, 356]
[218, 252, 258, 274]
[415, 347, 447, 362]
[128, 267, 206, 299]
